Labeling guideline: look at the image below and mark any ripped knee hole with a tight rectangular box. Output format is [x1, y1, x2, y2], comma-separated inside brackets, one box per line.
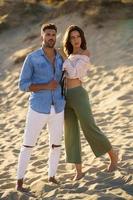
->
[52, 144, 61, 149]
[23, 145, 33, 148]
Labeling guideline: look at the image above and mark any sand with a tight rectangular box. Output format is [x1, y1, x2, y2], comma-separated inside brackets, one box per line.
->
[0, 13, 133, 200]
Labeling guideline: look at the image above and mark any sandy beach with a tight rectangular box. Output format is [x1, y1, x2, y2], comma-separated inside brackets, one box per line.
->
[0, 2, 133, 199]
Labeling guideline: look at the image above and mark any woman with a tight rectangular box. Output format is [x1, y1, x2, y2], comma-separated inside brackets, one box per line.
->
[62, 25, 118, 181]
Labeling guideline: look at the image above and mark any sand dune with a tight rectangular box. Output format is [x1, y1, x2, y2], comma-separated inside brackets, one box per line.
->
[0, 12, 133, 200]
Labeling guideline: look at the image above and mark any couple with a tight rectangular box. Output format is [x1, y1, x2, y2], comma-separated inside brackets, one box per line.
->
[16, 23, 118, 191]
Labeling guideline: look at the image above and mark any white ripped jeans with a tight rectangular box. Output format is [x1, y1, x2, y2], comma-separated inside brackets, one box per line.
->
[17, 106, 64, 179]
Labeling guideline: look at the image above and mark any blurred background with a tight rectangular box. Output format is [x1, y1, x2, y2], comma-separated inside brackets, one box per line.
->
[0, 0, 133, 68]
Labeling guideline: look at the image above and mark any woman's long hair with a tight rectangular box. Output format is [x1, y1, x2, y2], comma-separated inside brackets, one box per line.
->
[63, 25, 87, 56]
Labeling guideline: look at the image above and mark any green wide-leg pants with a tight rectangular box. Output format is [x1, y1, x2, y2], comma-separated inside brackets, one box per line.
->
[64, 86, 112, 164]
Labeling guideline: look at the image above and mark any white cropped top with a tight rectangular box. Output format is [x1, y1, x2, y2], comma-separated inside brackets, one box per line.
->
[63, 54, 90, 82]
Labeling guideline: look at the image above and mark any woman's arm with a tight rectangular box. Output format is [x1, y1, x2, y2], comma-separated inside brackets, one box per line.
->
[82, 49, 90, 57]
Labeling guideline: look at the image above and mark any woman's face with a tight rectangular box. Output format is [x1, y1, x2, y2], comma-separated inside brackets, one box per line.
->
[70, 30, 81, 49]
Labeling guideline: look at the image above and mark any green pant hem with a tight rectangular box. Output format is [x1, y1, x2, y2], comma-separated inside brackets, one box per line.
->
[95, 147, 112, 157]
[66, 159, 82, 164]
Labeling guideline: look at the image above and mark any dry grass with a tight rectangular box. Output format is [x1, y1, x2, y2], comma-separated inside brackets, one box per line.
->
[0, 0, 133, 33]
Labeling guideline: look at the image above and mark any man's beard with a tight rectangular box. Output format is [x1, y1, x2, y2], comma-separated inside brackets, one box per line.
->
[45, 40, 56, 48]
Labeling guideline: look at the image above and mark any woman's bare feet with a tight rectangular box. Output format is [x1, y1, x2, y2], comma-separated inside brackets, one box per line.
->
[73, 172, 85, 181]
[108, 150, 118, 172]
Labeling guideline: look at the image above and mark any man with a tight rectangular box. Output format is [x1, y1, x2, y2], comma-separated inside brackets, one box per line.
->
[16, 23, 65, 191]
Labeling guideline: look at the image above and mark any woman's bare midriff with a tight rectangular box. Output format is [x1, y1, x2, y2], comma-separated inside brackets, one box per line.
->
[66, 78, 82, 89]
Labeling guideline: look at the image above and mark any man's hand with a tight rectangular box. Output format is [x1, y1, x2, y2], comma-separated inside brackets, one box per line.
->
[29, 80, 58, 92]
[47, 80, 58, 90]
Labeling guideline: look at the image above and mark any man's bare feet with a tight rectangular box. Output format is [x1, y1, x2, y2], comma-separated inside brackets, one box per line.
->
[108, 150, 118, 172]
[16, 178, 29, 192]
[17, 186, 29, 192]
[73, 172, 85, 181]
[48, 176, 59, 184]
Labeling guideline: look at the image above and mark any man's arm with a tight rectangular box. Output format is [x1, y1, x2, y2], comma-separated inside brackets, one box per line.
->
[19, 55, 33, 92]
[19, 55, 59, 92]
[29, 80, 58, 92]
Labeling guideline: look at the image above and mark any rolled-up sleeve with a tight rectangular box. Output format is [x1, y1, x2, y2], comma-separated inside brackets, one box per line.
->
[19, 55, 33, 92]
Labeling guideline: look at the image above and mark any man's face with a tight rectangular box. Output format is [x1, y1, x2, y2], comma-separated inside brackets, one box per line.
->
[42, 29, 56, 48]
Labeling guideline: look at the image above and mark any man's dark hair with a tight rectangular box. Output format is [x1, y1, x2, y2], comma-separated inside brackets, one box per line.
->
[41, 23, 57, 35]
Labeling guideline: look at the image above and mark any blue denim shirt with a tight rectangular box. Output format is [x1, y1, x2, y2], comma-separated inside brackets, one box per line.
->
[19, 48, 65, 114]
